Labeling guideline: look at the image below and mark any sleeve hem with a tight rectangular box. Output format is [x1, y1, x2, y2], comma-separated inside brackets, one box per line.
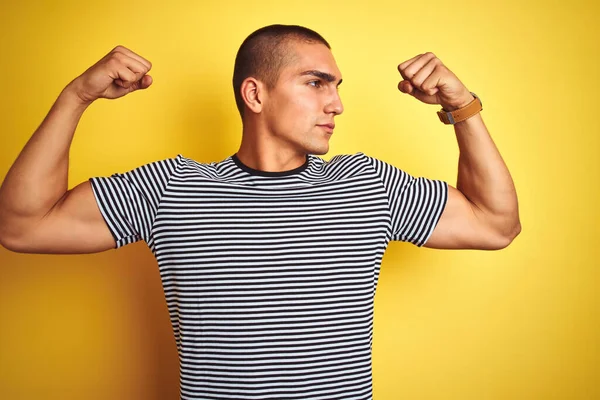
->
[89, 177, 125, 249]
[416, 181, 449, 247]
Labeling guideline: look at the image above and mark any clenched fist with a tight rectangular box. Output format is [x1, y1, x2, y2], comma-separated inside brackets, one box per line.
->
[397, 52, 473, 111]
[68, 45, 153, 105]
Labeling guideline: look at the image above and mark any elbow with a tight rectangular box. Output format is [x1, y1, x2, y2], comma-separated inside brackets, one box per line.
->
[0, 232, 21, 253]
[0, 219, 12, 250]
[0, 218, 29, 253]
[495, 219, 522, 250]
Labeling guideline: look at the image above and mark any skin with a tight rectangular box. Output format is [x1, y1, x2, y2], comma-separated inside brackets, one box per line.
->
[236, 40, 343, 172]
[395, 52, 521, 249]
[0, 46, 151, 254]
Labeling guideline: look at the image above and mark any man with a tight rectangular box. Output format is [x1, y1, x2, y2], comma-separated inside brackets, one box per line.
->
[0, 24, 520, 400]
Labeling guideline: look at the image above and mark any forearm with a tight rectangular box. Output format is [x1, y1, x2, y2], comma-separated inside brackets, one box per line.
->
[453, 112, 520, 237]
[0, 81, 89, 232]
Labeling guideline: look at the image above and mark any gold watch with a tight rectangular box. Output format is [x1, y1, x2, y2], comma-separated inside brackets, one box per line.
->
[437, 92, 482, 124]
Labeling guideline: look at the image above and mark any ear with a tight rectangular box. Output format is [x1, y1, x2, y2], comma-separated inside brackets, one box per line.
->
[240, 77, 265, 114]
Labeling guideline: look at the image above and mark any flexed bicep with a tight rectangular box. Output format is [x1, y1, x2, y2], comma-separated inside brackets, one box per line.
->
[424, 184, 512, 250]
[2, 181, 116, 254]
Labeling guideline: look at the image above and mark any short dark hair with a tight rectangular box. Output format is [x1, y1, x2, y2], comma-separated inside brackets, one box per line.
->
[232, 24, 331, 118]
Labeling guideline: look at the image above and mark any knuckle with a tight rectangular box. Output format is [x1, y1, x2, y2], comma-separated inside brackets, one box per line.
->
[109, 52, 123, 64]
[109, 55, 120, 66]
[106, 57, 118, 69]
[108, 52, 123, 63]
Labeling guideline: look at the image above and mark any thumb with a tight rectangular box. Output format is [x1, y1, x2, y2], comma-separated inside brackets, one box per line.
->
[129, 75, 153, 92]
[398, 80, 438, 104]
[398, 80, 413, 94]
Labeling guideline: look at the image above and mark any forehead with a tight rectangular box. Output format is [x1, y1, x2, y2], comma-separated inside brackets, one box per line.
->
[280, 41, 342, 81]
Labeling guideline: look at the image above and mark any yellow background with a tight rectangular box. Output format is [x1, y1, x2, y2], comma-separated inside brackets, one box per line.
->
[1, 0, 598, 399]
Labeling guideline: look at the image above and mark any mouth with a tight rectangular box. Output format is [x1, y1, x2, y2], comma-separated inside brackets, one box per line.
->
[317, 123, 335, 133]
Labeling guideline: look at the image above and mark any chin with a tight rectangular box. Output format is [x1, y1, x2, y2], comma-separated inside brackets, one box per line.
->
[306, 136, 331, 155]
[296, 134, 330, 155]
[305, 143, 329, 155]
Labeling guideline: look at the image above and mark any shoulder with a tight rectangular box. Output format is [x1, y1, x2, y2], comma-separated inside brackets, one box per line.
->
[312, 152, 373, 168]
[175, 154, 229, 172]
[305, 153, 374, 177]
[174, 154, 252, 182]
[318, 152, 396, 176]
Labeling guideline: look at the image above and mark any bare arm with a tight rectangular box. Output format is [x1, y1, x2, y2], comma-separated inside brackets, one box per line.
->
[426, 112, 521, 249]
[397, 52, 521, 250]
[0, 46, 153, 253]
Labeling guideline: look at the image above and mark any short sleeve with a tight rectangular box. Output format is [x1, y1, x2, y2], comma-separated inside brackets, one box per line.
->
[89, 155, 182, 248]
[364, 154, 448, 246]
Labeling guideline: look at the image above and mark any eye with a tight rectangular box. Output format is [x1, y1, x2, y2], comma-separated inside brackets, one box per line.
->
[308, 80, 322, 88]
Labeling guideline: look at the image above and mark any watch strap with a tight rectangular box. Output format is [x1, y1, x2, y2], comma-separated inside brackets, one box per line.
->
[437, 92, 483, 124]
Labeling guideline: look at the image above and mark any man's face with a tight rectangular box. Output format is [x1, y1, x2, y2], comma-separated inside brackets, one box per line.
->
[262, 41, 344, 155]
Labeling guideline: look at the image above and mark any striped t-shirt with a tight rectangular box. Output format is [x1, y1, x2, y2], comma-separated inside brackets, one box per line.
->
[89, 152, 448, 400]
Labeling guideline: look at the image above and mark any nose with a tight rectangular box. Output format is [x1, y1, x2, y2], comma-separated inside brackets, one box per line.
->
[324, 89, 344, 116]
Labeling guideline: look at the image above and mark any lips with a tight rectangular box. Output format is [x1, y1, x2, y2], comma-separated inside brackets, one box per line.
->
[317, 123, 335, 133]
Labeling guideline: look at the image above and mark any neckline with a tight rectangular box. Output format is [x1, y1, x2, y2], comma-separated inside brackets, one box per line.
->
[231, 154, 310, 177]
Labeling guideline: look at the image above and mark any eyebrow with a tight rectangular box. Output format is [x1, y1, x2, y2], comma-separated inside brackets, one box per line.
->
[300, 70, 343, 86]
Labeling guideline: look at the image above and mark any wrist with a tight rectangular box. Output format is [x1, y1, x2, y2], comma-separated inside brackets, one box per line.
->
[437, 92, 482, 125]
[61, 79, 93, 110]
[442, 92, 475, 112]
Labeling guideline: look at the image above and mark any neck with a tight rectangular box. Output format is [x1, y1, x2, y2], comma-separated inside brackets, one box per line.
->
[236, 122, 308, 173]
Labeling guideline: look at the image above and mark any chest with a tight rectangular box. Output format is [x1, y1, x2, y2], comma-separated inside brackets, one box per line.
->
[157, 178, 389, 236]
